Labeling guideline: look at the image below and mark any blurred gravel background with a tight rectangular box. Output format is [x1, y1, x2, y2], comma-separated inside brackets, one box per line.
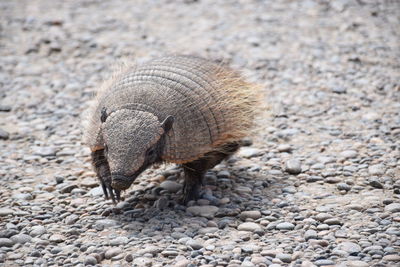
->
[0, 0, 399, 266]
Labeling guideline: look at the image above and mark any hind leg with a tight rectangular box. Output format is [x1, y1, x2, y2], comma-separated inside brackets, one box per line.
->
[181, 142, 240, 204]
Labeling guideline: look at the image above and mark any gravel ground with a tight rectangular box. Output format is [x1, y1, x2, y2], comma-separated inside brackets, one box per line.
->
[1, 0, 399, 266]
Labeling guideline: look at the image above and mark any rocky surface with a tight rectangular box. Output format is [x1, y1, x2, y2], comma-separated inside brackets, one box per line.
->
[0, 0, 399, 266]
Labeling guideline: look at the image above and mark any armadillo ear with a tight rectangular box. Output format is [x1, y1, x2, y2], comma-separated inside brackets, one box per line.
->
[100, 107, 108, 123]
[161, 115, 174, 133]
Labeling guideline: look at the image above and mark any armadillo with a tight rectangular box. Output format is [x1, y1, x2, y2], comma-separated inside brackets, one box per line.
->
[83, 55, 261, 203]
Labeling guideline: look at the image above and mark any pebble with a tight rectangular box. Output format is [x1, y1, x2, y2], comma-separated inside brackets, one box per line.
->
[0, 238, 14, 247]
[337, 242, 361, 255]
[368, 164, 386, 175]
[0, 208, 14, 217]
[285, 159, 302, 174]
[384, 202, 400, 213]
[160, 180, 182, 193]
[133, 257, 153, 266]
[382, 254, 400, 261]
[186, 239, 203, 250]
[314, 259, 335, 266]
[238, 147, 262, 158]
[186, 205, 218, 218]
[10, 234, 32, 244]
[304, 229, 318, 241]
[276, 253, 292, 263]
[65, 214, 79, 225]
[337, 183, 351, 191]
[345, 261, 369, 267]
[49, 234, 66, 243]
[237, 222, 262, 232]
[240, 210, 262, 220]
[109, 236, 128, 246]
[84, 255, 98, 265]
[0, 129, 10, 140]
[340, 150, 358, 159]
[276, 222, 295, 230]
[104, 247, 123, 259]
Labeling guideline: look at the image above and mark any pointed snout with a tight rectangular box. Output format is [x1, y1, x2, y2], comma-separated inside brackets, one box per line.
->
[111, 174, 134, 190]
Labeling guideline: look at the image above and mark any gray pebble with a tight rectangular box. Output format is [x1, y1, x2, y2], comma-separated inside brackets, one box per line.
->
[285, 159, 302, 174]
[104, 247, 123, 259]
[385, 202, 400, 213]
[0, 128, 9, 140]
[0, 208, 14, 217]
[186, 205, 218, 218]
[276, 253, 292, 263]
[84, 255, 97, 266]
[240, 210, 262, 220]
[10, 234, 32, 244]
[337, 242, 361, 255]
[160, 180, 182, 193]
[0, 238, 14, 247]
[276, 222, 295, 230]
[337, 183, 351, 191]
[237, 222, 263, 232]
[305, 229, 318, 241]
[186, 239, 203, 250]
[314, 259, 335, 266]
[30, 225, 46, 237]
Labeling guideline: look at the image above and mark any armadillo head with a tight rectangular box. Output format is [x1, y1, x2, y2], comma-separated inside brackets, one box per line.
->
[101, 108, 174, 191]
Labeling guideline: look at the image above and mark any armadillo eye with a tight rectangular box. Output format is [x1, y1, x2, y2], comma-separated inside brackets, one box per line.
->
[100, 107, 108, 123]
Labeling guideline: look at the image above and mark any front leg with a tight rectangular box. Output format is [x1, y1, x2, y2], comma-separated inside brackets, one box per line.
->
[91, 150, 121, 203]
[181, 163, 205, 204]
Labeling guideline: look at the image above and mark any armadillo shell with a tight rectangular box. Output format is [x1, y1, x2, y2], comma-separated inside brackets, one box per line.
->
[84, 55, 261, 163]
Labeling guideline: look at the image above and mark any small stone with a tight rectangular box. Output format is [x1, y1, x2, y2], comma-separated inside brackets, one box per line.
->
[369, 179, 384, 189]
[161, 250, 179, 257]
[133, 257, 152, 266]
[276, 253, 292, 263]
[0, 129, 10, 140]
[337, 242, 361, 255]
[337, 183, 351, 191]
[80, 177, 98, 188]
[59, 184, 78, 193]
[186, 205, 218, 218]
[240, 210, 262, 220]
[186, 239, 203, 250]
[125, 254, 133, 262]
[315, 213, 333, 222]
[174, 259, 191, 267]
[0, 105, 11, 112]
[285, 159, 302, 174]
[304, 229, 318, 241]
[160, 180, 182, 193]
[382, 254, 400, 261]
[10, 234, 32, 244]
[217, 170, 230, 178]
[137, 245, 162, 255]
[332, 86, 346, 94]
[30, 225, 46, 237]
[105, 247, 123, 259]
[324, 218, 342, 225]
[110, 236, 128, 246]
[13, 193, 33, 200]
[385, 203, 400, 213]
[314, 259, 335, 266]
[154, 196, 169, 209]
[0, 208, 14, 217]
[276, 222, 295, 230]
[32, 147, 57, 157]
[95, 219, 118, 230]
[345, 260, 369, 267]
[277, 144, 292, 152]
[65, 214, 79, 225]
[238, 147, 262, 158]
[49, 234, 66, 243]
[368, 164, 385, 175]
[237, 222, 262, 232]
[0, 238, 14, 247]
[84, 255, 97, 266]
[340, 150, 357, 159]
